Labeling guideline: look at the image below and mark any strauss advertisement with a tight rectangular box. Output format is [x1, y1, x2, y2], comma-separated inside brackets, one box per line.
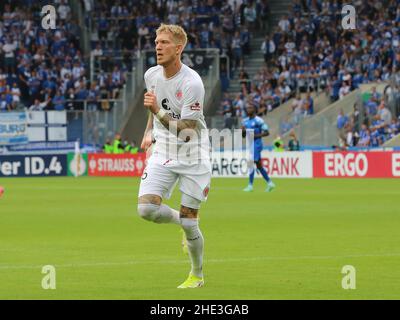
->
[87, 153, 146, 177]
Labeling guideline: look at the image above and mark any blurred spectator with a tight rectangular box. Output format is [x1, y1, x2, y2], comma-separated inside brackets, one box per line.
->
[2, 37, 17, 74]
[376, 101, 392, 127]
[241, 27, 251, 55]
[87, 82, 100, 111]
[280, 115, 293, 135]
[291, 93, 304, 124]
[112, 133, 124, 154]
[102, 138, 113, 153]
[124, 141, 139, 154]
[273, 136, 285, 152]
[303, 92, 314, 115]
[339, 80, 351, 100]
[0, 93, 11, 111]
[261, 35, 276, 63]
[52, 90, 66, 111]
[337, 109, 349, 130]
[222, 93, 235, 129]
[288, 129, 300, 151]
[29, 98, 50, 111]
[278, 15, 290, 33]
[344, 123, 357, 147]
[239, 69, 250, 91]
[233, 93, 245, 118]
[357, 124, 371, 147]
[243, 1, 257, 30]
[231, 31, 243, 71]
[388, 117, 400, 139]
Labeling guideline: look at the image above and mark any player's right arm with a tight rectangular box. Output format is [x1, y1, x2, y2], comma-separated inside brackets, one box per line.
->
[140, 111, 153, 151]
[141, 69, 156, 151]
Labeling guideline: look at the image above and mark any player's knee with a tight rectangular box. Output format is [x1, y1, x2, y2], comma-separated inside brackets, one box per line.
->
[256, 161, 263, 169]
[137, 203, 160, 222]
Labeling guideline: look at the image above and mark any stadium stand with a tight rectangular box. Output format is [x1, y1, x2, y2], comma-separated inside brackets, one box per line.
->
[222, 0, 400, 144]
[0, 1, 92, 111]
[1, 0, 399, 149]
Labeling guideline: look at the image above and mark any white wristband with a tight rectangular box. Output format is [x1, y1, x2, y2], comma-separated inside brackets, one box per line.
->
[155, 108, 166, 121]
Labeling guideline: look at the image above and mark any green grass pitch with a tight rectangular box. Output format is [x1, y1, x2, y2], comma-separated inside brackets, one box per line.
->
[0, 177, 399, 299]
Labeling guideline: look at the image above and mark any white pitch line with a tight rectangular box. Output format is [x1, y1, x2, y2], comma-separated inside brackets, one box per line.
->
[0, 253, 399, 270]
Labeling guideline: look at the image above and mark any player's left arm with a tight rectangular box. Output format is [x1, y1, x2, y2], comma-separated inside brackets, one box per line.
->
[254, 120, 270, 138]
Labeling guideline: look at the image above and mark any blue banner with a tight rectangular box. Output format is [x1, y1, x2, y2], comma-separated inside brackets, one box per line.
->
[0, 112, 29, 145]
[0, 154, 67, 177]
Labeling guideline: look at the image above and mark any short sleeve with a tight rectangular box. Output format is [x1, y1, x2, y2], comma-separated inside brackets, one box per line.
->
[258, 118, 269, 131]
[144, 71, 150, 91]
[181, 80, 205, 121]
[144, 67, 159, 92]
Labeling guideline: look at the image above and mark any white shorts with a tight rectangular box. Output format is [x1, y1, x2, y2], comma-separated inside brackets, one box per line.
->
[138, 155, 212, 202]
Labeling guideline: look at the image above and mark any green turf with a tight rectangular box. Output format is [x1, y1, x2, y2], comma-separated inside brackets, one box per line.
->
[0, 177, 399, 299]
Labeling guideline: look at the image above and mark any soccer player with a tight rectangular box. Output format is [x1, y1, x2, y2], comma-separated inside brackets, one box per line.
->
[241, 103, 275, 192]
[137, 24, 211, 289]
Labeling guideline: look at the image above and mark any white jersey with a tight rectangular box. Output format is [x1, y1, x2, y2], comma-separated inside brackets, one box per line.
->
[144, 63, 210, 163]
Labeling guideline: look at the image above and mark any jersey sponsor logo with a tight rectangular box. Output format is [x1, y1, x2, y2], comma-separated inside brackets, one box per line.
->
[161, 98, 181, 119]
[190, 102, 201, 111]
[161, 98, 171, 110]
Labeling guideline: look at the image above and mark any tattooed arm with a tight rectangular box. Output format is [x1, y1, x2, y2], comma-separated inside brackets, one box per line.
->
[143, 91, 197, 136]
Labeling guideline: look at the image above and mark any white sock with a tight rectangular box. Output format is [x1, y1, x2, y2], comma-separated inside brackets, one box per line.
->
[181, 218, 204, 278]
[154, 204, 181, 225]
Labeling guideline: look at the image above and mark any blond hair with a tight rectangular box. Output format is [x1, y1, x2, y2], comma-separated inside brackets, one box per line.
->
[156, 23, 187, 48]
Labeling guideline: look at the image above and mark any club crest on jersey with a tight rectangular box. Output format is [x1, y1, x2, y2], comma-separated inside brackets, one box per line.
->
[203, 186, 210, 197]
[175, 90, 183, 100]
[190, 102, 201, 111]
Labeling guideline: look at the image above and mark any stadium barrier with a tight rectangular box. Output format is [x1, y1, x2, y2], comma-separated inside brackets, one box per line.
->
[2, 151, 399, 178]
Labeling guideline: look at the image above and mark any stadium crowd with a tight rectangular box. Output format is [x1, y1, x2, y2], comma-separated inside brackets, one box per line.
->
[336, 86, 400, 148]
[222, 0, 400, 131]
[0, 0, 127, 113]
[0, 0, 270, 113]
[90, 0, 268, 54]
[1, 0, 400, 148]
